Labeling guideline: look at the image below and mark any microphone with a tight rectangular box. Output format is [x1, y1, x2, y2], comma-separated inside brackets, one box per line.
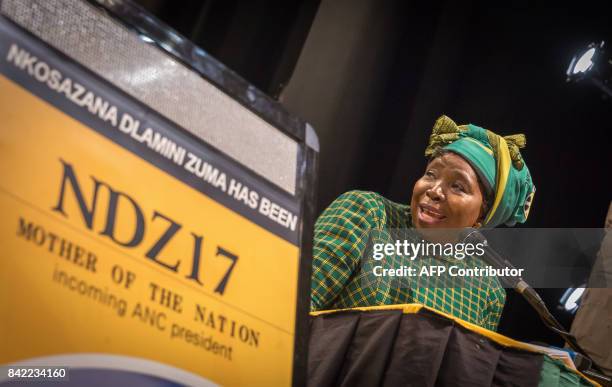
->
[460, 228, 610, 382]
[460, 228, 555, 327]
[460, 228, 529, 292]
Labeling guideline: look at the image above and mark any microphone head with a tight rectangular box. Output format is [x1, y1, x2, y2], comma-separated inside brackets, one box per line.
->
[459, 228, 487, 244]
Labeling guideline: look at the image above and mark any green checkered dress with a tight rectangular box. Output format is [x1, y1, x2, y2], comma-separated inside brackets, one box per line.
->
[311, 190, 506, 331]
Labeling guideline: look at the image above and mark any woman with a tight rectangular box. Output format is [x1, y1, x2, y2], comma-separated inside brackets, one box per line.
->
[310, 115, 535, 331]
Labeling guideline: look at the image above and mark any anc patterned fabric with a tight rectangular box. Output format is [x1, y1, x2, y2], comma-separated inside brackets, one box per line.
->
[311, 190, 506, 331]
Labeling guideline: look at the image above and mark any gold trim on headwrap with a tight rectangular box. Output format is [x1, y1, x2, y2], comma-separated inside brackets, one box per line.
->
[484, 135, 512, 225]
[504, 134, 526, 170]
[487, 131, 527, 170]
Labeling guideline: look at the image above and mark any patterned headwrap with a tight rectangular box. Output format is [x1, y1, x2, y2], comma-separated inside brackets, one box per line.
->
[424, 115, 535, 228]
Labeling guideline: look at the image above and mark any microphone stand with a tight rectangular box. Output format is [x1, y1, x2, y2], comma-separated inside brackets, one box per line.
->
[461, 229, 611, 386]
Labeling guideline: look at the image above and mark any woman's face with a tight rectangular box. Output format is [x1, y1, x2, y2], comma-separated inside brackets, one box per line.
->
[411, 152, 485, 229]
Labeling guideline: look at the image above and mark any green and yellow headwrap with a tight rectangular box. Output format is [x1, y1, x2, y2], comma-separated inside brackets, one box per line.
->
[424, 115, 535, 228]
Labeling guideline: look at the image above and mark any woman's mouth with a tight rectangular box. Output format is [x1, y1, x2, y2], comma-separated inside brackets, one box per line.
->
[418, 204, 447, 224]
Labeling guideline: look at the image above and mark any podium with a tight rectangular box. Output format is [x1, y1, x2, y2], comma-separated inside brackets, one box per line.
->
[308, 305, 598, 387]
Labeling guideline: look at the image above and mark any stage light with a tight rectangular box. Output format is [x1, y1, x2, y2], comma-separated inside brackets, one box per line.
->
[560, 287, 586, 313]
[566, 41, 612, 97]
[570, 47, 596, 75]
[566, 42, 603, 80]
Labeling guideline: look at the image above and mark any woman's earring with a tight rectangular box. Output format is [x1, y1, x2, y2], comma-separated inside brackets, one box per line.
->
[474, 222, 482, 228]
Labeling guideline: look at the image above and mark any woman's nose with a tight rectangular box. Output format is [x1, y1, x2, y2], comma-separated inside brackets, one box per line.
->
[426, 184, 444, 201]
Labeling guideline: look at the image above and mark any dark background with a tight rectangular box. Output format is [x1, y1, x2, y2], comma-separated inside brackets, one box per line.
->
[134, 0, 611, 345]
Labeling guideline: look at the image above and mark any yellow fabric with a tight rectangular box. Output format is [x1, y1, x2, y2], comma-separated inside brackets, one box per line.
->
[504, 133, 527, 170]
[485, 135, 512, 225]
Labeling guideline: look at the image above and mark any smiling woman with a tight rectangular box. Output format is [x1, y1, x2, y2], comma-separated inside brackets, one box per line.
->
[310, 115, 536, 331]
[411, 151, 486, 229]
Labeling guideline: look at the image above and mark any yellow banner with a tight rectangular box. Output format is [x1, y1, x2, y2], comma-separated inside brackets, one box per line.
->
[0, 70, 299, 385]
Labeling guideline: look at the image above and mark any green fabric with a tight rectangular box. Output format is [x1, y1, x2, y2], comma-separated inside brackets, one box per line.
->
[444, 135, 496, 190]
[538, 356, 595, 387]
[426, 115, 536, 228]
[310, 190, 506, 331]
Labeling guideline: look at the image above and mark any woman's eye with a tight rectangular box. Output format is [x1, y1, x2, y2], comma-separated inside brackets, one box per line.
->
[425, 170, 435, 178]
[452, 183, 466, 192]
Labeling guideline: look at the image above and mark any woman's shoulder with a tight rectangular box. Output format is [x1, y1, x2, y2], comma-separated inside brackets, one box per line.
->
[334, 190, 386, 205]
[330, 190, 398, 211]
[326, 190, 412, 227]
